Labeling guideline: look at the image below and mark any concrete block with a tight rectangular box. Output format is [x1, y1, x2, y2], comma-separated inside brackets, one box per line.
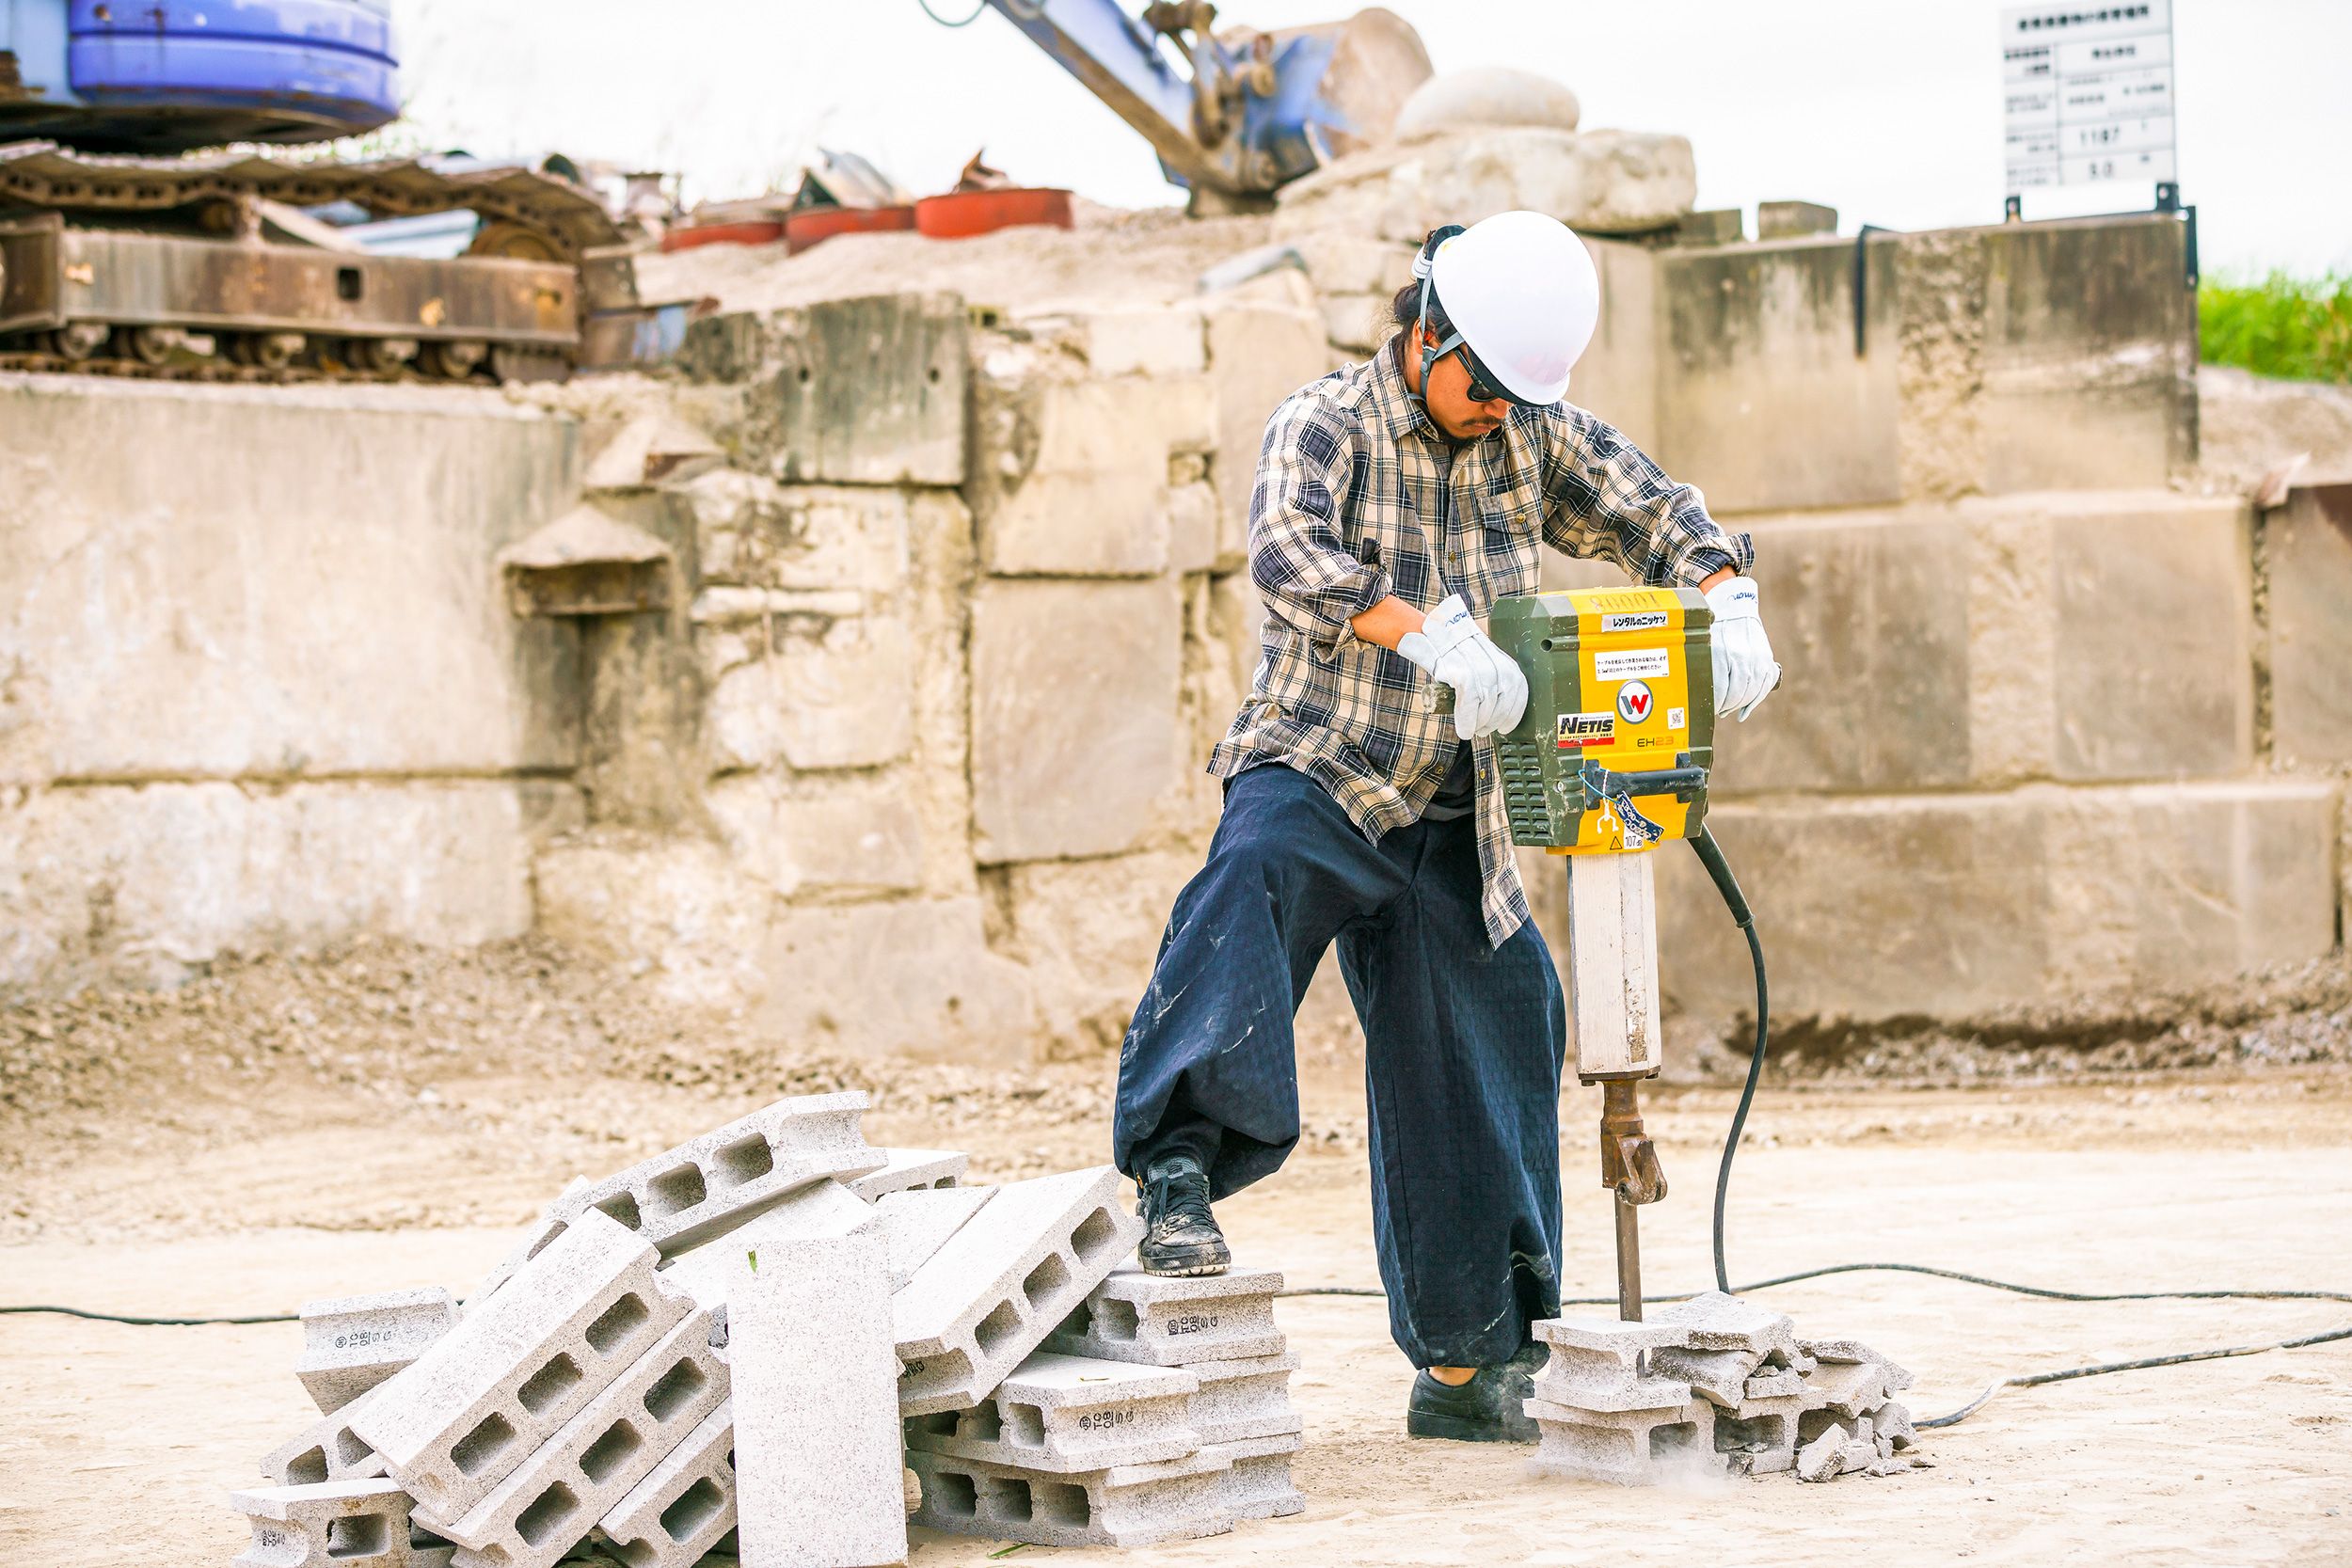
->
[710, 615, 916, 772]
[297, 1288, 462, 1416]
[735, 1227, 908, 1568]
[1043, 1266, 1285, 1369]
[2266, 481, 2352, 766]
[1652, 1293, 1797, 1356]
[1319, 293, 1387, 356]
[428, 1307, 729, 1568]
[1655, 235, 1900, 514]
[1005, 851, 1201, 1060]
[660, 1180, 882, 1314]
[905, 1351, 1200, 1472]
[972, 372, 1215, 578]
[1711, 1394, 1806, 1476]
[1270, 126, 1696, 245]
[877, 1185, 998, 1291]
[846, 1148, 968, 1202]
[1168, 480, 1222, 576]
[1529, 1316, 1685, 1371]
[1757, 200, 1837, 239]
[1067, 306, 1207, 378]
[1203, 301, 1340, 561]
[1284, 230, 1418, 297]
[1646, 1344, 1763, 1410]
[969, 578, 1183, 863]
[547, 1092, 883, 1258]
[895, 1166, 1144, 1416]
[1869, 1401, 1918, 1451]
[1215, 1432, 1305, 1521]
[581, 413, 723, 492]
[229, 1479, 413, 1568]
[1528, 1359, 1694, 1416]
[905, 1447, 1232, 1550]
[705, 771, 926, 900]
[595, 1400, 736, 1568]
[466, 1180, 593, 1309]
[351, 1211, 692, 1523]
[1801, 1360, 1894, 1420]
[262, 1389, 389, 1487]
[1525, 1397, 1721, 1487]
[1799, 1338, 1915, 1394]
[1793, 1424, 1846, 1483]
[1186, 1350, 1303, 1445]
[680, 293, 967, 485]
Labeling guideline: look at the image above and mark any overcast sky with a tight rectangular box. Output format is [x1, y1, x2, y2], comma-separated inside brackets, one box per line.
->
[389, 0, 2350, 277]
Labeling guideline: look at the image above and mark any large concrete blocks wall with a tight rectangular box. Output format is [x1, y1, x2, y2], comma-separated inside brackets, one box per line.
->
[2265, 482, 2352, 769]
[1722, 491, 2254, 795]
[1609, 213, 2199, 516]
[1658, 780, 2340, 1022]
[0, 376, 580, 988]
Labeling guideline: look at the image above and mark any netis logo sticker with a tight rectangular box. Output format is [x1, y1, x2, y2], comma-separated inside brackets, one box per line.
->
[1600, 610, 1669, 633]
[1557, 711, 1616, 748]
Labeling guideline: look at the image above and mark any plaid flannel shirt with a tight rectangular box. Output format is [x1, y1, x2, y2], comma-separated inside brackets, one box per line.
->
[1208, 335, 1756, 947]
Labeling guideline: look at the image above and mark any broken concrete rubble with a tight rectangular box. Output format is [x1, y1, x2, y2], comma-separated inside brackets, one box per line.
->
[1523, 1294, 1920, 1487]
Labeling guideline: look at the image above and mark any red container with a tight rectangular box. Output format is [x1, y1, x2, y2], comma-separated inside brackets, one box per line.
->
[660, 219, 784, 253]
[785, 203, 917, 254]
[914, 187, 1073, 241]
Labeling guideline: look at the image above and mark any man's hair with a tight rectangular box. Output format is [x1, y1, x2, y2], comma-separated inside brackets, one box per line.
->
[1389, 279, 1452, 338]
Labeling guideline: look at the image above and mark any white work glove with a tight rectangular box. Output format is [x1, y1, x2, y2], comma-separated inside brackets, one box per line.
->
[1706, 575, 1781, 721]
[1397, 594, 1528, 741]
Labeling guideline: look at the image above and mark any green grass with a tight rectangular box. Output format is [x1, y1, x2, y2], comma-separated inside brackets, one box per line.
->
[2199, 270, 2352, 384]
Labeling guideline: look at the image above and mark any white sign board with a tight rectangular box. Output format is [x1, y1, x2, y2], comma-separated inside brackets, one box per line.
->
[2001, 1, 2176, 194]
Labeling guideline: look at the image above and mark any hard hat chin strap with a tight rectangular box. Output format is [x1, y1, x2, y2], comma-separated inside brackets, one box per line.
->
[1409, 239, 1466, 413]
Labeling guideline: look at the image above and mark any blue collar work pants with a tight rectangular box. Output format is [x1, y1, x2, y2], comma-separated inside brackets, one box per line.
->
[1112, 762, 1569, 1370]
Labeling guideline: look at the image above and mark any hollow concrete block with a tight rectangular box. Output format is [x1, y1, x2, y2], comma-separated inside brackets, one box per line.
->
[905, 1446, 1232, 1550]
[427, 1307, 726, 1568]
[297, 1288, 463, 1416]
[351, 1211, 693, 1524]
[262, 1388, 389, 1487]
[595, 1399, 736, 1568]
[845, 1148, 968, 1202]
[1528, 1358, 1694, 1415]
[1186, 1350, 1302, 1445]
[228, 1479, 413, 1568]
[1713, 1393, 1807, 1476]
[1800, 1338, 1916, 1393]
[1525, 1396, 1723, 1488]
[1213, 1431, 1305, 1521]
[1650, 1292, 1799, 1358]
[904, 1351, 1200, 1473]
[660, 1180, 881, 1314]
[876, 1185, 997, 1291]
[466, 1180, 594, 1309]
[894, 1166, 1143, 1417]
[1042, 1266, 1285, 1369]
[734, 1228, 907, 1568]
[1647, 1343, 1763, 1410]
[553, 1092, 884, 1258]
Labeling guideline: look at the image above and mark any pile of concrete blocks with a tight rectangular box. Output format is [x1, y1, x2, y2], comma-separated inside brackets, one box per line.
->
[230, 1091, 1304, 1566]
[1523, 1292, 1920, 1487]
[903, 1263, 1304, 1548]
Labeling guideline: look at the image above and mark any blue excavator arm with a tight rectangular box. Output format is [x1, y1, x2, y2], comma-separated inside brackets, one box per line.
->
[977, 0, 1429, 206]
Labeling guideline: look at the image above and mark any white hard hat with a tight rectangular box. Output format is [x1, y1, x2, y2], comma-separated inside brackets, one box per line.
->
[1422, 210, 1600, 405]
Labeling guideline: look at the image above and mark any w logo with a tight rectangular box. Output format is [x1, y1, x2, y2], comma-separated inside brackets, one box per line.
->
[1616, 679, 1655, 724]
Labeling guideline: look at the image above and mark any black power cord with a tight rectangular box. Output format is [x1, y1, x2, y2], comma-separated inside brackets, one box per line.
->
[0, 1303, 297, 1325]
[1688, 826, 1763, 1295]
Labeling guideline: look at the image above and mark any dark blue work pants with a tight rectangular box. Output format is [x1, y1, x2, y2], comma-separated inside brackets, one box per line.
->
[1112, 763, 1568, 1370]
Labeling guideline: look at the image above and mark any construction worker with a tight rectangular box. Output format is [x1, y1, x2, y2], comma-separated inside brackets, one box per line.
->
[1111, 210, 1780, 1443]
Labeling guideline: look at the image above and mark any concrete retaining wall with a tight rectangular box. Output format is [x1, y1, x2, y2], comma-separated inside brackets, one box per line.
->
[0, 376, 580, 988]
[5, 207, 2338, 1060]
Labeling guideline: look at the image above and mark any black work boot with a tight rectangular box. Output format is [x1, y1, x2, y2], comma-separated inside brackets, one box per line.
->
[1135, 1154, 1231, 1277]
[1405, 1341, 1546, 1443]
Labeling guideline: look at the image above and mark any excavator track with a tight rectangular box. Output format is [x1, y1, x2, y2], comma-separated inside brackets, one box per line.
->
[0, 143, 629, 385]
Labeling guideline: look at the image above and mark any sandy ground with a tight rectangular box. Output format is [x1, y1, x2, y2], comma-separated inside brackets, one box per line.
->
[3, 1002, 2348, 1568]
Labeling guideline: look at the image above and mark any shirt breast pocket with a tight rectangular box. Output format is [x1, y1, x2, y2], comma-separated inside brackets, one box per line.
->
[1474, 500, 1544, 602]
